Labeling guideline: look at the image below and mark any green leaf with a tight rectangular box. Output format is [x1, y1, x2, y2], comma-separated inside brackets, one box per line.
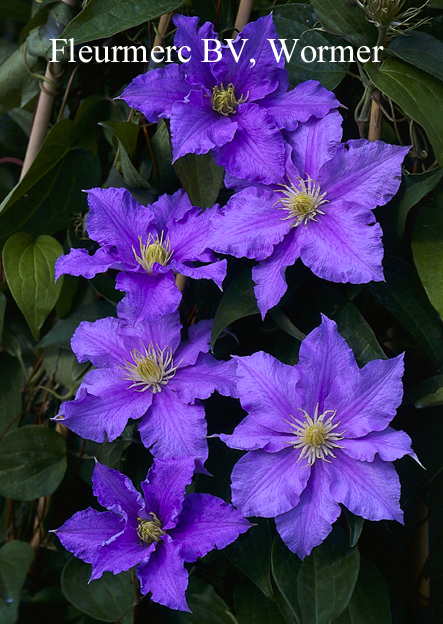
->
[271, 4, 349, 90]
[0, 43, 40, 117]
[179, 576, 237, 624]
[310, 0, 377, 48]
[225, 518, 274, 600]
[103, 120, 139, 155]
[61, 0, 185, 45]
[100, 122, 153, 189]
[210, 268, 259, 350]
[174, 151, 225, 209]
[42, 346, 89, 394]
[413, 375, 443, 408]
[388, 31, 443, 82]
[3, 233, 64, 339]
[411, 192, 443, 321]
[369, 257, 443, 367]
[365, 58, 443, 167]
[61, 558, 134, 623]
[343, 509, 364, 548]
[0, 541, 35, 624]
[0, 425, 67, 500]
[234, 576, 286, 624]
[271, 535, 303, 623]
[0, 117, 101, 247]
[378, 167, 443, 245]
[270, 309, 306, 342]
[334, 559, 391, 624]
[37, 300, 117, 350]
[297, 528, 360, 624]
[0, 0, 31, 22]
[0, 291, 6, 337]
[0, 353, 23, 436]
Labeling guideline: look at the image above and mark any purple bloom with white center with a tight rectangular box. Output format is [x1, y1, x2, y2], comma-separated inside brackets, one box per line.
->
[53, 312, 237, 468]
[209, 110, 410, 318]
[220, 315, 419, 559]
[120, 14, 340, 185]
[55, 187, 226, 324]
[53, 458, 251, 611]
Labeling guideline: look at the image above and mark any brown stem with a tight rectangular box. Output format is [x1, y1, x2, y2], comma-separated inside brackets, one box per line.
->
[233, 0, 254, 34]
[153, 13, 172, 49]
[367, 89, 383, 142]
[19, 0, 77, 180]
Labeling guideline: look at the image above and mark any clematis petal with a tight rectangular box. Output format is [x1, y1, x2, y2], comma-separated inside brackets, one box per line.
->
[149, 189, 194, 232]
[342, 427, 417, 463]
[170, 353, 238, 403]
[220, 415, 291, 453]
[213, 104, 285, 184]
[90, 526, 153, 580]
[327, 353, 404, 438]
[209, 187, 290, 261]
[321, 140, 410, 209]
[138, 389, 208, 465]
[169, 493, 251, 561]
[172, 259, 227, 289]
[174, 319, 212, 367]
[234, 351, 300, 430]
[212, 14, 284, 101]
[275, 461, 341, 558]
[116, 272, 181, 325]
[285, 111, 343, 178]
[297, 201, 384, 284]
[173, 14, 218, 88]
[328, 451, 403, 522]
[57, 369, 152, 442]
[252, 229, 302, 318]
[296, 315, 359, 417]
[53, 508, 124, 564]
[92, 461, 144, 522]
[120, 312, 182, 354]
[231, 447, 309, 517]
[141, 457, 196, 531]
[170, 91, 237, 161]
[137, 540, 190, 611]
[85, 187, 155, 266]
[71, 317, 125, 367]
[55, 246, 120, 280]
[119, 63, 193, 122]
[167, 206, 218, 259]
[262, 81, 341, 131]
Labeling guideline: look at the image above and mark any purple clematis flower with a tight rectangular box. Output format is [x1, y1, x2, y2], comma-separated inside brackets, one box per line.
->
[220, 315, 419, 559]
[209, 110, 410, 317]
[53, 458, 251, 611]
[55, 187, 226, 324]
[120, 14, 340, 184]
[54, 312, 237, 468]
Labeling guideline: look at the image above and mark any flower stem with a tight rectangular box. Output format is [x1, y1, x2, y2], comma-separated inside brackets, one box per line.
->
[20, 0, 77, 180]
[233, 0, 254, 34]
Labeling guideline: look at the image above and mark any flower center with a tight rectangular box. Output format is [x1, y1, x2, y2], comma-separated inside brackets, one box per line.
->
[211, 83, 248, 116]
[137, 513, 165, 544]
[276, 175, 328, 228]
[286, 404, 345, 466]
[133, 232, 173, 273]
[121, 343, 179, 393]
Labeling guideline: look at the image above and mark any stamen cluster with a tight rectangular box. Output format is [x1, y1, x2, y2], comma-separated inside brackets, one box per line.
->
[276, 176, 328, 227]
[287, 404, 345, 466]
[137, 512, 165, 544]
[133, 232, 173, 273]
[211, 83, 248, 116]
[121, 343, 179, 393]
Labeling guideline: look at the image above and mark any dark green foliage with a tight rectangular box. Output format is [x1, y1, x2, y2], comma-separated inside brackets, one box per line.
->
[1, 0, 443, 622]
